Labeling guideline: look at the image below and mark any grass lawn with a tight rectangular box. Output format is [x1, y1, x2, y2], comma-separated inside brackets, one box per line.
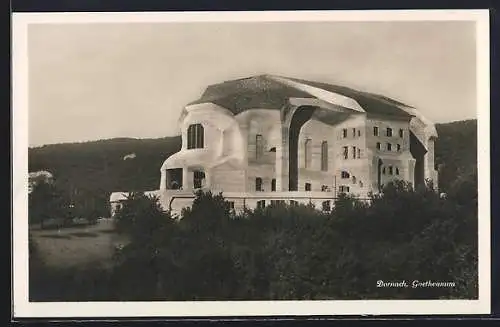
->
[30, 218, 129, 269]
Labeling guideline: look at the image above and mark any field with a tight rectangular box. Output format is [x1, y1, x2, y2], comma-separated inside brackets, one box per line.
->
[30, 218, 128, 269]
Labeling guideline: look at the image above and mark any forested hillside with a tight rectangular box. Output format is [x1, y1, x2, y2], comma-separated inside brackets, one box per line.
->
[28, 119, 477, 215]
[28, 136, 181, 216]
[434, 119, 477, 192]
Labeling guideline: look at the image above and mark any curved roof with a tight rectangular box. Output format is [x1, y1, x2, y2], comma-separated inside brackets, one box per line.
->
[188, 74, 413, 119]
[162, 149, 215, 170]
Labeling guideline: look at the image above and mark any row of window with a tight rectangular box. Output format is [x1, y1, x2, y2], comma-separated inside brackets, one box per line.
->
[342, 128, 362, 139]
[374, 127, 404, 138]
[340, 171, 364, 187]
[376, 142, 401, 152]
[188, 124, 405, 155]
[259, 136, 330, 172]
[255, 177, 277, 192]
[342, 146, 361, 160]
[339, 185, 350, 193]
[256, 200, 300, 209]
[304, 139, 329, 171]
[341, 127, 405, 139]
[256, 179, 348, 193]
[382, 166, 400, 176]
[256, 199, 332, 212]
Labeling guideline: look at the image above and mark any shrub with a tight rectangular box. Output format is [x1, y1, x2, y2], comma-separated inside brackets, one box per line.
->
[113, 192, 174, 245]
[37, 182, 477, 301]
[29, 181, 71, 229]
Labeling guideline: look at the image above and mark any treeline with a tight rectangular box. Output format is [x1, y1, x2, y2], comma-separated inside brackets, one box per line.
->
[27, 120, 477, 217]
[30, 176, 478, 301]
[434, 119, 477, 193]
[28, 136, 181, 217]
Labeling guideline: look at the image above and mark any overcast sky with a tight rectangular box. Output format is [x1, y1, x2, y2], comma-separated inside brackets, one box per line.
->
[28, 20, 476, 147]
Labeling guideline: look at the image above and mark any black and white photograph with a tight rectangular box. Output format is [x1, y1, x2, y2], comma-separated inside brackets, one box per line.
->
[12, 10, 490, 317]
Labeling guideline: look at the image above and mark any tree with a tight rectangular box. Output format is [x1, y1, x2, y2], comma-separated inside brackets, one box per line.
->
[29, 181, 70, 229]
[111, 192, 178, 300]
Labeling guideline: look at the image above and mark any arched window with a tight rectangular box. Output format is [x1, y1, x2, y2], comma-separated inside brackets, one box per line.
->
[305, 183, 312, 191]
[255, 177, 263, 191]
[271, 178, 276, 192]
[341, 171, 350, 179]
[304, 139, 312, 168]
[187, 124, 204, 149]
[321, 141, 328, 171]
[396, 167, 400, 175]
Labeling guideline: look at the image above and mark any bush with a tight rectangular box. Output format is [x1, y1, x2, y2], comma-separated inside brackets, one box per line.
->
[113, 192, 174, 244]
[29, 181, 71, 229]
[33, 184, 477, 301]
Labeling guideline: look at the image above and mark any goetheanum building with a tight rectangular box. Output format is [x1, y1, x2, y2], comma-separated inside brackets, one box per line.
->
[111, 74, 438, 215]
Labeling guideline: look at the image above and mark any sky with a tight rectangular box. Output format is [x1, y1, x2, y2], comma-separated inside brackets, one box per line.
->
[28, 20, 477, 147]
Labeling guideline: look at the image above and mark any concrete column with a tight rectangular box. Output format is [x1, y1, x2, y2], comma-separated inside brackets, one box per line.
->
[205, 168, 211, 188]
[370, 156, 379, 193]
[407, 158, 416, 188]
[160, 169, 167, 190]
[275, 143, 283, 191]
[279, 125, 290, 191]
[182, 166, 190, 190]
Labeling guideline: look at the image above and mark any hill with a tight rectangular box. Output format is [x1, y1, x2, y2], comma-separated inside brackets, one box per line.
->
[28, 119, 477, 215]
[434, 119, 477, 192]
[28, 136, 181, 216]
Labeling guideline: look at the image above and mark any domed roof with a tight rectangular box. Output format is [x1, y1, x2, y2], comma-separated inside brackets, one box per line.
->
[188, 74, 414, 119]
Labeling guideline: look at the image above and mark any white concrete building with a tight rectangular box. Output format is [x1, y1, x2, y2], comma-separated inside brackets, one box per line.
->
[111, 75, 438, 215]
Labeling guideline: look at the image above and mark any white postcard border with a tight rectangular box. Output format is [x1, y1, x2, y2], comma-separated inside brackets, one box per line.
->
[12, 9, 491, 317]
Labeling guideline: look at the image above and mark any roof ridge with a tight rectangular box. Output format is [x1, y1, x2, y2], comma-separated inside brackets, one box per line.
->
[283, 76, 412, 108]
[188, 74, 414, 119]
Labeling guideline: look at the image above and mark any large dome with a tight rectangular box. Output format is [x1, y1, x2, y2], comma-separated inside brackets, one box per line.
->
[188, 74, 414, 119]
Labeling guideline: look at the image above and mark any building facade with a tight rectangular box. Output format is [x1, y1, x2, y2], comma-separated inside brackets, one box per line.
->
[111, 75, 438, 215]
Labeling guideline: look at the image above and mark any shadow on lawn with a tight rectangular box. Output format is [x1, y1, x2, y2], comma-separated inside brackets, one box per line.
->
[68, 232, 100, 238]
[98, 229, 117, 234]
[39, 234, 72, 240]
